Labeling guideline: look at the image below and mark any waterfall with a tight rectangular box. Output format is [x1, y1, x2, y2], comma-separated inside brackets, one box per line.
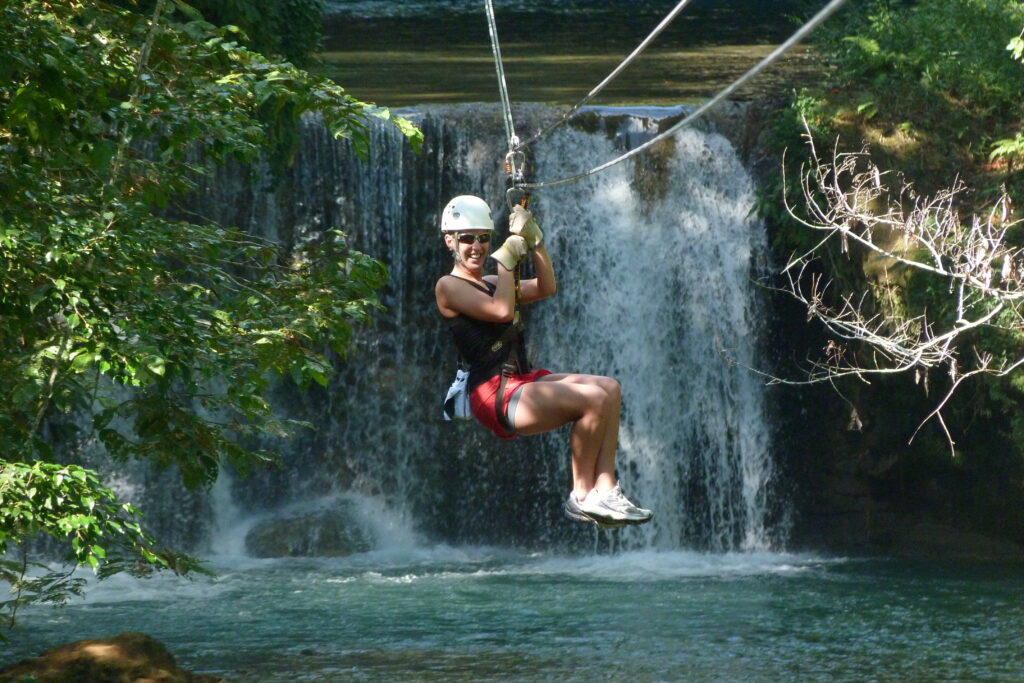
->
[88, 104, 782, 554]
[525, 110, 775, 550]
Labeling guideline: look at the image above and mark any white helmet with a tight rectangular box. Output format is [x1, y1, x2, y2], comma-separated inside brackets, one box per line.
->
[440, 195, 493, 233]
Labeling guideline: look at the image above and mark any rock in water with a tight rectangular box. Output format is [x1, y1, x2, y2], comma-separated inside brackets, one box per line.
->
[0, 631, 221, 682]
[244, 501, 373, 558]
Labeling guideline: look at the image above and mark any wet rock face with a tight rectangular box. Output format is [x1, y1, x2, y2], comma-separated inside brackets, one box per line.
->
[244, 502, 373, 558]
[0, 631, 221, 682]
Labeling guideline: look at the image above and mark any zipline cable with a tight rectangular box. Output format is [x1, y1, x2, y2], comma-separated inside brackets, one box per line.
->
[514, 0, 697, 153]
[485, 0, 532, 211]
[516, 0, 851, 191]
[484, 0, 518, 156]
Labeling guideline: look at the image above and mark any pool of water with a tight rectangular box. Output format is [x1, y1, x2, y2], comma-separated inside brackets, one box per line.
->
[5, 548, 1022, 681]
[317, 0, 823, 106]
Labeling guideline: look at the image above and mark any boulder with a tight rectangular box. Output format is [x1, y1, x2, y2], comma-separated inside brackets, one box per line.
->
[244, 500, 372, 558]
[0, 631, 221, 682]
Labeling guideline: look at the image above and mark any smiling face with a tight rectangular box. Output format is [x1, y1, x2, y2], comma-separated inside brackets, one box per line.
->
[445, 229, 491, 273]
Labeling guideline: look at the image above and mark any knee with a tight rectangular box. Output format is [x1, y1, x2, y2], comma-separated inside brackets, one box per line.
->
[599, 377, 621, 402]
[587, 378, 619, 413]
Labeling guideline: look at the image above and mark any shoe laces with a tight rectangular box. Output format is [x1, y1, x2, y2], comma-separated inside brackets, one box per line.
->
[603, 485, 623, 500]
[601, 485, 634, 510]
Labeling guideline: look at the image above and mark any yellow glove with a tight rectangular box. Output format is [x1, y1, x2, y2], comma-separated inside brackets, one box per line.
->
[509, 205, 544, 249]
[490, 235, 528, 271]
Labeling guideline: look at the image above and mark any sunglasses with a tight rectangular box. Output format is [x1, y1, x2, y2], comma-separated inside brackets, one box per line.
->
[456, 233, 491, 245]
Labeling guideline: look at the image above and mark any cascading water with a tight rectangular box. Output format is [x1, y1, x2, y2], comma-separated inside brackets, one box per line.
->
[198, 103, 780, 553]
[526, 110, 775, 550]
[82, 104, 781, 554]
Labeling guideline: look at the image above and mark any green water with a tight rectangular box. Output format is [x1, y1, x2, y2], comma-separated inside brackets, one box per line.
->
[5, 549, 1022, 681]
[317, 1, 823, 106]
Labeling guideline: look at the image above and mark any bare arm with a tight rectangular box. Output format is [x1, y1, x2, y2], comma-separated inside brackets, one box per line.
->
[435, 264, 519, 321]
[520, 246, 556, 303]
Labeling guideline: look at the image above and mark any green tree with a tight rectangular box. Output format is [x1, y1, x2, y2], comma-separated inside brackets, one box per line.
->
[116, 0, 328, 67]
[806, 0, 1024, 198]
[0, 0, 421, 627]
[991, 28, 1024, 175]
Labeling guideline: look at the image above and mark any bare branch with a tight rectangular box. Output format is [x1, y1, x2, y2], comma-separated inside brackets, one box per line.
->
[774, 122, 1024, 445]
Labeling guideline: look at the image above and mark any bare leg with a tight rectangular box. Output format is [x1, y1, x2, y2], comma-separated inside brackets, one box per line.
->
[512, 374, 621, 499]
[592, 376, 621, 491]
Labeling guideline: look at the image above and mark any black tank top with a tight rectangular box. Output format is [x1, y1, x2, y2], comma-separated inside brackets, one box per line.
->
[442, 276, 519, 390]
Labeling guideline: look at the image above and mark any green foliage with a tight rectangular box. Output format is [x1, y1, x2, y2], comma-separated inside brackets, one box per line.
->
[0, 0, 420, 626]
[761, 0, 1024, 524]
[113, 0, 326, 67]
[180, 0, 324, 67]
[1, 463, 152, 570]
[0, 461, 206, 634]
[823, 0, 1024, 113]
[774, 0, 1024, 204]
[764, 0, 1024, 257]
[754, 90, 836, 252]
[990, 31, 1024, 168]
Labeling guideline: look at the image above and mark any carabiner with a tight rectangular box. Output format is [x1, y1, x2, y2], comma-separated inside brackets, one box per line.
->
[504, 145, 530, 211]
[504, 150, 526, 182]
[506, 186, 529, 211]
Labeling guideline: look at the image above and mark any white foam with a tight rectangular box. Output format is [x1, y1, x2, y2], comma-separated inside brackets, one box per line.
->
[207, 491, 424, 560]
[520, 550, 840, 581]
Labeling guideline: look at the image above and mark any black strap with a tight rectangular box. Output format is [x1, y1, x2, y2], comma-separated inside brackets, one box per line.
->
[446, 266, 528, 437]
[494, 364, 516, 437]
[493, 263, 528, 437]
[443, 273, 495, 295]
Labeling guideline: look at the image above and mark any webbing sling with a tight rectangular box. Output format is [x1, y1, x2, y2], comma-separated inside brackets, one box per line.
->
[484, 1, 533, 436]
[494, 269, 526, 437]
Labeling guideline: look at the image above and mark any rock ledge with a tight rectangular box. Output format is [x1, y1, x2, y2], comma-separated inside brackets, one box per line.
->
[0, 631, 222, 682]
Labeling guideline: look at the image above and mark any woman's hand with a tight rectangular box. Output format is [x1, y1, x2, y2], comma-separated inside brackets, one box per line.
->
[490, 234, 528, 271]
[509, 205, 543, 249]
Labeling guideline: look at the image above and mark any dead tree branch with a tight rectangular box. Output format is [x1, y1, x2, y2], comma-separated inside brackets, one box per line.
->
[777, 123, 1024, 443]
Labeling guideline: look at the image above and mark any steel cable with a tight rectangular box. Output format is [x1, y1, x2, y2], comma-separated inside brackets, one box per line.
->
[484, 0, 518, 156]
[517, 0, 851, 191]
[514, 0, 697, 153]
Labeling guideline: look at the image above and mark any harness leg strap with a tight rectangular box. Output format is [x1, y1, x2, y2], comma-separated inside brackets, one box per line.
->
[495, 362, 518, 438]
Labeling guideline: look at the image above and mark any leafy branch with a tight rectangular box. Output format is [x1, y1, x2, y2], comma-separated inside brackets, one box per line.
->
[0, 0, 420, 627]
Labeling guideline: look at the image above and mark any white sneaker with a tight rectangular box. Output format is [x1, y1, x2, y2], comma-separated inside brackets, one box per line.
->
[577, 485, 653, 525]
[564, 493, 625, 528]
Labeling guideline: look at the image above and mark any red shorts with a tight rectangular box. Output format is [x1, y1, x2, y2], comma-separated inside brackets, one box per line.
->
[470, 368, 552, 439]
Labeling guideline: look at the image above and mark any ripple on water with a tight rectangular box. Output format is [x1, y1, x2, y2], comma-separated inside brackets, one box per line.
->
[6, 551, 1022, 682]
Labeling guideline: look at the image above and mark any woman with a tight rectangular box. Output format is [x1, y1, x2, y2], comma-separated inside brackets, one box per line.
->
[434, 195, 652, 528]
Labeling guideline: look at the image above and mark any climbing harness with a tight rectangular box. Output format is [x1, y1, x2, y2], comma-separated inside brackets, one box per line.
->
[492, 309, 528, 438]
[496, 152, 527, 437]
[484, 0, 852, 191]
